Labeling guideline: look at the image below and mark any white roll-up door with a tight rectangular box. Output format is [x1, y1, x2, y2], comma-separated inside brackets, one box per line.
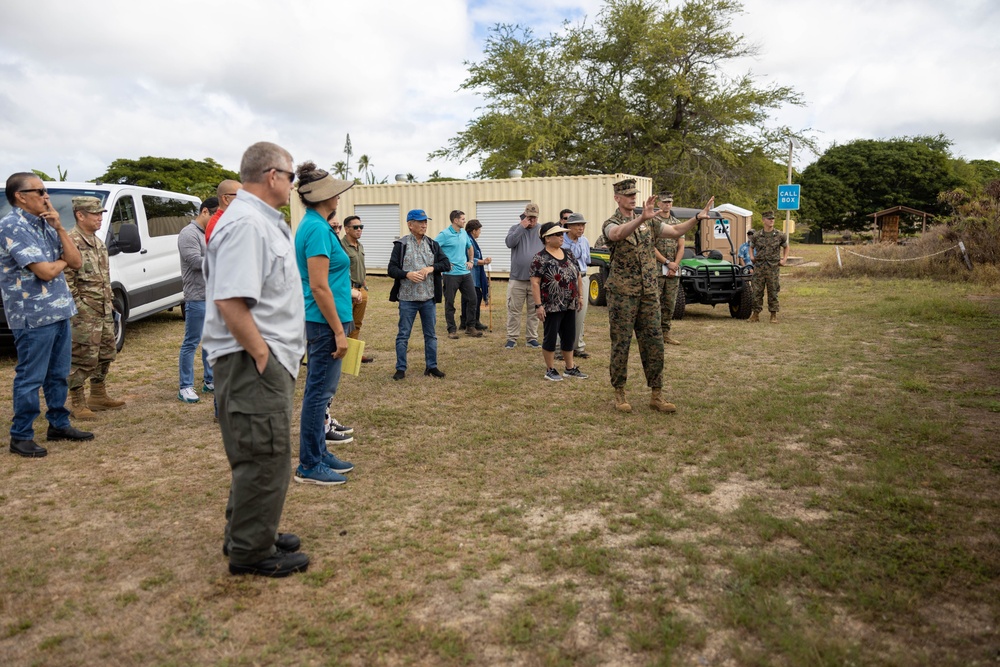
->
[353, 204, 400, 273]
[475, 200, 529, 273]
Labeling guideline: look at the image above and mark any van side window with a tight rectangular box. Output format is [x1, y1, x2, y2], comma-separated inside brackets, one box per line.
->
[144, 195, 199, 238]
[109, 196, 138, 238]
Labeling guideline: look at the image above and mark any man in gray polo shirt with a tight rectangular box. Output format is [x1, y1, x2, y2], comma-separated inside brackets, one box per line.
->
[202, 141, 308, 578]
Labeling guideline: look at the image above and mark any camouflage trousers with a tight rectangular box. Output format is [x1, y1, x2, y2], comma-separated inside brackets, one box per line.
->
[658, 275, 680, 333]
[607, 289, 664, 390]
[752, 263, 781, 313]
[69, 310, 117, 389]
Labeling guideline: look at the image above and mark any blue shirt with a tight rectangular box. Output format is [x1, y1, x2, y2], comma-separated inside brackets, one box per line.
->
[738, 241, 753, 267]
[435, 225, 472, 276]
[294, 208, 353, 326]
[0, 207, 78, 329]
[562, 234, 591, 273]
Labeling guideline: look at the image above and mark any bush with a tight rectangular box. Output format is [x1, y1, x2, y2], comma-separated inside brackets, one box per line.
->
[817, 184, 1000, 286]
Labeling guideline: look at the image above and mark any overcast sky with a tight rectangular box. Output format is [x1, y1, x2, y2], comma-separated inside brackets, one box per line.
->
[1, 0, 997, 185]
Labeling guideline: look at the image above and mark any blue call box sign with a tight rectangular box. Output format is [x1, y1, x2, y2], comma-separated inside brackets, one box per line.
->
[777, 184, 801, 210]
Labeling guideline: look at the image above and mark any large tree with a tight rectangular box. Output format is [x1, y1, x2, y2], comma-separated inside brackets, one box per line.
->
[432, 0, 806, 206]
[97, 157, 238, 200]
[798, 135, 962, 234]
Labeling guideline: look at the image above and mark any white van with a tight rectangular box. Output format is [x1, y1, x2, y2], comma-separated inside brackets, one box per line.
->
[0, 182, 201, 350]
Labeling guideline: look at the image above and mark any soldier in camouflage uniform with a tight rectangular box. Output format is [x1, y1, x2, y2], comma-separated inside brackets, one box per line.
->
[64, 196, 125, 420]
[652, 191, 685, 346]
[749, 210, 789, 323]
[602, 179, 713, 413]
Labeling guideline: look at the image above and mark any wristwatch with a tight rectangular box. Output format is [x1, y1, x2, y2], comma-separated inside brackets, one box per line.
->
[534, 303, 543, 309]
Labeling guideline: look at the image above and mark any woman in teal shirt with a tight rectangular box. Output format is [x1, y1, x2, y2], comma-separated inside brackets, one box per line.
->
[293, 162, 356, 486]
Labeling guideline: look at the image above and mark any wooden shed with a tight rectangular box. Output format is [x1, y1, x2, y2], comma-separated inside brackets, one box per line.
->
[867, 206, 934, 243]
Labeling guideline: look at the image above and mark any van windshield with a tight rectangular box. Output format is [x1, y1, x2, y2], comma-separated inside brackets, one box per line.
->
[0, 187, 110, 233]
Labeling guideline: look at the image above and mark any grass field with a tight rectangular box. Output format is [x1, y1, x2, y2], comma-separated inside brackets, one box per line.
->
[1, 248, 998, 666]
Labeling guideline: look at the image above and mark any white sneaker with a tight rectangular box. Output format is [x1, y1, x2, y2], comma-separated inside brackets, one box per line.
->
[178, 387, 200, 403]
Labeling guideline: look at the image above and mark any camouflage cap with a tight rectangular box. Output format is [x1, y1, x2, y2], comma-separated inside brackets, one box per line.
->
[523, 203, 539, 218]
[657, 191, 674, 202]
[72, 196, 106, 213]
[762, 210, 775, 220]
[613, 179, 637, 196]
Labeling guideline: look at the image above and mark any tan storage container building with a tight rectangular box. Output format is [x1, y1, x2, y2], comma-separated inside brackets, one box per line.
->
[290, 173, 652, 275]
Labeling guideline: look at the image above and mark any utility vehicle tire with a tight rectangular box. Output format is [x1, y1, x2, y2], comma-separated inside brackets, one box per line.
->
[730, 282, 752, 319]
[673, 287, 686, 320]
[589, 274, 607, 307]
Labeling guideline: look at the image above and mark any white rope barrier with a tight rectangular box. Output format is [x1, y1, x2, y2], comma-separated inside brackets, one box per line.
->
[843, 245, 959, 262]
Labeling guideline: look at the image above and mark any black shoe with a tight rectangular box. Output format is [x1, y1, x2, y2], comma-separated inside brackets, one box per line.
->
[575, 351, 590, 359]
[223, 532, 301, 557]
[475, 322, 488, 330]
[393, 370, 406, 381]
[229, 550, 310, 578]
[424, 367, 446, 378]
[10, 438, 47, 458]
[46, 425, 94, 442]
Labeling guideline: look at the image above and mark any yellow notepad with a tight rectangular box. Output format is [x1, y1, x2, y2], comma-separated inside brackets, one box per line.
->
[341, 338, 365, 376]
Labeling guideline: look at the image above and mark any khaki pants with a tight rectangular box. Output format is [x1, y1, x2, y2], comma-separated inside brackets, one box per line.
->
[349, 287, 368, 339]
[506, 279, 539, 342]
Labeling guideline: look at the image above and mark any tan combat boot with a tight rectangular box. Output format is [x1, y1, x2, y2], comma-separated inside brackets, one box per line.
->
[70, 387, 97, 421]
[88, 381, 126, 410]
[770, 312, 778, 324]
[614, 388, 632, 413]
[749, 311, 760, 323]
[649, 389, 677, 413]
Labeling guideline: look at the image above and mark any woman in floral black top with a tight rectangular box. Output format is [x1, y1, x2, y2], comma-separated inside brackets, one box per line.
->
[530, 222, 588, 381]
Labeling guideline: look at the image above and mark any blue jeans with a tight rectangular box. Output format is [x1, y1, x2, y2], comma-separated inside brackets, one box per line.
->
[179, 300, 212, 389]
[395, 299, 438, 372]
[11, 319, 72, 440]
[299, 320, 353, 470]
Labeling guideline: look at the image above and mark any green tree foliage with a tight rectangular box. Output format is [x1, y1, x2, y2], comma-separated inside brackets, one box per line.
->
[798, 135, 962, 234]
[31, 165, 68, 182]
[432, 0, 806, 206]
[98, 157, 238, 200]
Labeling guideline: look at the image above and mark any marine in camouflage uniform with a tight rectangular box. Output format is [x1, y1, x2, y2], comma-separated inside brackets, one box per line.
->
[749, 210, 788, 322]
[64, 196, 125, 419]
[602, 179, 712, 413]
[652, 191, 684, 345]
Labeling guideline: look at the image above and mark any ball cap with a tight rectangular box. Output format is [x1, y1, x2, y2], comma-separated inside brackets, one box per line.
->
[762, 210, 776, 220]
[72, 196, 106, 213]
[406, 209, 431, 222]
[523, 203, 539, 218]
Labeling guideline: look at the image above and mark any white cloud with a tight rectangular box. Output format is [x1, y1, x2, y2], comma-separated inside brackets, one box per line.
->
[0, 0, 997, 187]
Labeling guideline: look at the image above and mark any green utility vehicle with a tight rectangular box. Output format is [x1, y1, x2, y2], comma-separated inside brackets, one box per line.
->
[588, 206, 753, 319]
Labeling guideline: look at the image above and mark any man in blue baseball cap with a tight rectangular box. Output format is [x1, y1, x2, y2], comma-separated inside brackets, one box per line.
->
[387, 210, 451, 380]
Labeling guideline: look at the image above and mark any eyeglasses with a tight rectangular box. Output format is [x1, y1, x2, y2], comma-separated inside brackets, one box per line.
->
[263, 168, 295, 184]
[560, 216, 570, 221]
[18, 188, 48, 196]
[222, 192, 238, 199]
[349, 225, 364, 230]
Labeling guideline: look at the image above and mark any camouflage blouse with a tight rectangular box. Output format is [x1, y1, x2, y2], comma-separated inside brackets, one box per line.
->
[750, 228, 787, 266]
[601, 208, 663, 297]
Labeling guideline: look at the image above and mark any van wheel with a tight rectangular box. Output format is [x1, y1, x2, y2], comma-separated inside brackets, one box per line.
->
[113, 290, 128, 351]
[589, 274, 606, 307]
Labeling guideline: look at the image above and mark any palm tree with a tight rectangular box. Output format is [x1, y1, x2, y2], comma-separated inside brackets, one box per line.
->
[357, 155, 372, 183]
[332, 161, 348, 179]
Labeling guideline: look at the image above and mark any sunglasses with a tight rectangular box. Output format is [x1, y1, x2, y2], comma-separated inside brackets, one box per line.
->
[263, 167, 295, 184]
[349, 225, 364, 230]
[18, 188, 48, 196]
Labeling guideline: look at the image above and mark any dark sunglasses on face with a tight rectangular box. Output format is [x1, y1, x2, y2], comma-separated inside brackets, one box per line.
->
[19, 188, 48, 196]
[263, 167, 295, 184]
[350, 225, 364, 230]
